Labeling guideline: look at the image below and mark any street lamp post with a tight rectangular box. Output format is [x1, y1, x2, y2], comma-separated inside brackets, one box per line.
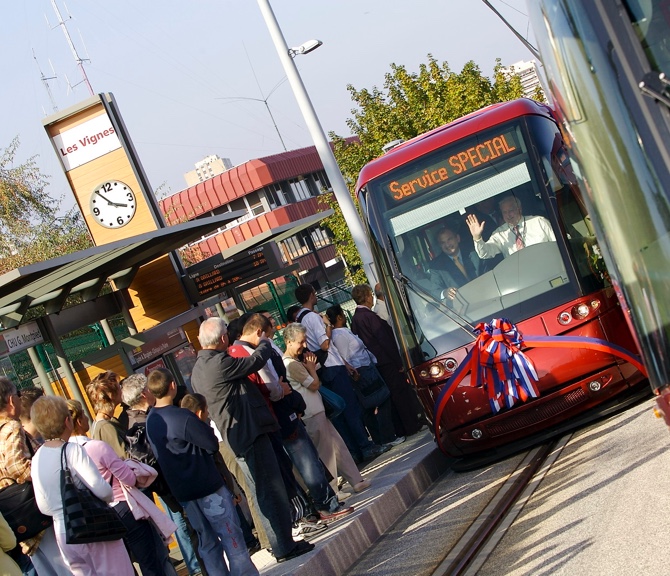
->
[256, 0, 377, 286]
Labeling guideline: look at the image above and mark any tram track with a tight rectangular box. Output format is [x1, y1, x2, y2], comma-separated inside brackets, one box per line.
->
[431, 433, 572, 576]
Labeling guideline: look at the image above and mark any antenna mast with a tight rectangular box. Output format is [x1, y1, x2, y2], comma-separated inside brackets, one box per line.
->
[33, 51, 59, 113]
[50, 0, 94, 96]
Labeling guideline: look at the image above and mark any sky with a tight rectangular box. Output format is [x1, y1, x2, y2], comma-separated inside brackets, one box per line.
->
[3, 0, 536, 211]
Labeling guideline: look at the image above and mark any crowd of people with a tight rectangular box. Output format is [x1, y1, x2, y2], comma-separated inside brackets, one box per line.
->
[0, 281, 427, 575]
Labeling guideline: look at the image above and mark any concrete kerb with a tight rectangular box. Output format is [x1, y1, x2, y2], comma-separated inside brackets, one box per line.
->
[258, 430, 450, 575]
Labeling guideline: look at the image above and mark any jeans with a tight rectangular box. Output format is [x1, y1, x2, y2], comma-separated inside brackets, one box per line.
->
[321, 364, 375, 457]
[116, 501, 177, 576]
[283, 423, 339, 514]
[182, 486, 258, 576]
[237, 434, 295, 557]
[158, 496, 203, 575]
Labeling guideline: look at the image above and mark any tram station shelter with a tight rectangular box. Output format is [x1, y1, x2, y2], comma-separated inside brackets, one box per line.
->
[0, 209, 329, 415]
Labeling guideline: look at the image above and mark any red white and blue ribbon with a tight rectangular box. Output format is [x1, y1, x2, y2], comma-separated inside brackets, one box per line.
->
[433, 318, 647, 452]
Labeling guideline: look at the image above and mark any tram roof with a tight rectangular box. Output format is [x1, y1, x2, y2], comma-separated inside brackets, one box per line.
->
[355, 98, 553, 194]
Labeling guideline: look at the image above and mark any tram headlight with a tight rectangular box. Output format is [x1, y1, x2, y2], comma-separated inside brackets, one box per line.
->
[443, 358, 458, 373]
[428, 363, 445, 378]
[573, 303, 591, 319]
[588, 380, 602, 392]
[420, 358, 458, 380]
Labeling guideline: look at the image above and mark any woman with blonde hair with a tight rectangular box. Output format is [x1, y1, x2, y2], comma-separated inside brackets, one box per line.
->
[30, 396, 134, 576]
[85, 372, 127, 458]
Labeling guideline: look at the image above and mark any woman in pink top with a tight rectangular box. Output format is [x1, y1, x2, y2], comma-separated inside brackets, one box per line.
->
[30, 396, 134, 576]
[67, 400, 177, 576]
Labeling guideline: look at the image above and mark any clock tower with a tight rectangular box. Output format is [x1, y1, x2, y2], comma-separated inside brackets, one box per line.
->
[43, 93, 191, 332]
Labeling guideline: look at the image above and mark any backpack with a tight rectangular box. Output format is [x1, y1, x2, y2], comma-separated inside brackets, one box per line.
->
[125, 422, 170, 497]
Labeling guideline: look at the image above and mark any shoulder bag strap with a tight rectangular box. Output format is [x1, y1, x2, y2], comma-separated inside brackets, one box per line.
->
[297, 309, 311, 323]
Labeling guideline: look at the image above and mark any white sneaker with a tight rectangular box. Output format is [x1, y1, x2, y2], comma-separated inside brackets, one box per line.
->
[337, 490, 352, 502]
[292, 519, 328, 540]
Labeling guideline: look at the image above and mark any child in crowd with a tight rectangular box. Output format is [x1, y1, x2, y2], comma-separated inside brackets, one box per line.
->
[180, 394, 261, 553]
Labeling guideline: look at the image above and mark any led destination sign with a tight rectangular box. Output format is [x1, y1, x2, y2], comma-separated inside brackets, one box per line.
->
[184, 244, 281, 300]
[386, 130, 519, 202]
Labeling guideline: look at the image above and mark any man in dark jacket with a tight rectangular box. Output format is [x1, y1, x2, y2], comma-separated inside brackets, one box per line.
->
[190, 317, 312, 564]
[350, 284, 427, 437]
[146, 368, 259, 575]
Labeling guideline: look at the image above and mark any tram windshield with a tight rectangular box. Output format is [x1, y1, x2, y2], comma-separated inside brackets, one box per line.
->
[364, 115, 606, 356]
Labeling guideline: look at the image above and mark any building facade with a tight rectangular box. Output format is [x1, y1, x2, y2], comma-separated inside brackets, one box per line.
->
[161, 144, 349, 291]
[184, 154, 234, 187]
[505, 59, 544, 100]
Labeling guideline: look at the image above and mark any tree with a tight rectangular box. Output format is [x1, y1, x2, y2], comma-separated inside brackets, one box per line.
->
[322, 55, 526, 283]
[0, 137, 92, 274]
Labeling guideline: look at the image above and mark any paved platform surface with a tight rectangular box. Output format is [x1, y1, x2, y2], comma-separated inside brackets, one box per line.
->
[251, 429, 449, 575]
[476, 397, 670, 575]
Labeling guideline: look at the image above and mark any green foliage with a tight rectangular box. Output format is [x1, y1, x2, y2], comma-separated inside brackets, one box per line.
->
[0, 137, 54, 231]
[0, 138, 93, 274]
[327, 55, 524, 280]
[317, 194, 368, 285]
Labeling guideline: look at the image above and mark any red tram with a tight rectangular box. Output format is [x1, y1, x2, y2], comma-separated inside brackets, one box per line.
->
[355, 98, 648, 458]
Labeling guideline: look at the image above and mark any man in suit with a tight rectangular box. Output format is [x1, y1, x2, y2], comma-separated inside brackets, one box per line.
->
[350, 285, 427, 438]
[428, 226, 483, 302]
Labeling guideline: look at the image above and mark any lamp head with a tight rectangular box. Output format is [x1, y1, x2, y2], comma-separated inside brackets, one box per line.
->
[289, 39, 323, 57]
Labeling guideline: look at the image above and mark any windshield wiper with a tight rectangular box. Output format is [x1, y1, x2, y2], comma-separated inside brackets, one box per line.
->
[393, 271, 478, 340]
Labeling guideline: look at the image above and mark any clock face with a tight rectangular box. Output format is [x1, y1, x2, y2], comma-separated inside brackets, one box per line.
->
[89, 180, 137, 228]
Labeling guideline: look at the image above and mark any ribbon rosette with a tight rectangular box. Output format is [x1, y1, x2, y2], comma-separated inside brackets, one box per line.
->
[432, 318, 647, 453]
[474, 318, 539, 412]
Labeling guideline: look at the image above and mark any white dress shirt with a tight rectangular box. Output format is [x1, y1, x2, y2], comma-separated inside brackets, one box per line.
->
[474, 215, 555, 259]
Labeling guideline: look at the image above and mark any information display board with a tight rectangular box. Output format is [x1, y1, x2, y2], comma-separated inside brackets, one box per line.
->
[183, 243, 282, 300]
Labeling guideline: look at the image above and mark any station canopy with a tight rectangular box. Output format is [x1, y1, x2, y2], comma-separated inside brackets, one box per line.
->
[0, 210, 331, 330]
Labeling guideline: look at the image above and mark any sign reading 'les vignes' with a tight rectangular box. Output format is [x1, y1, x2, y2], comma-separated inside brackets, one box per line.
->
[51, 113, 122, 172]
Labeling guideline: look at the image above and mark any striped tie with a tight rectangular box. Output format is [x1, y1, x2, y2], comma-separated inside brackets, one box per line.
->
[512, 225, 525, 250]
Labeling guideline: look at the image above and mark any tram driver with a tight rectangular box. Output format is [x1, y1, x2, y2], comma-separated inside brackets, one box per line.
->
[428, 226, 483, 302]
[465, 195, 555, 260]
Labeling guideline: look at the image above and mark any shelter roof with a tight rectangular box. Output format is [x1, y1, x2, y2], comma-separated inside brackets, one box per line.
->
[0, 212, 246, 329]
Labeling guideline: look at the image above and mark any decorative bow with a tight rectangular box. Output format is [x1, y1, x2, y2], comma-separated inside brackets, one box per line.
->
[472, 318, 539, 413]
[433, 318, 647, 453]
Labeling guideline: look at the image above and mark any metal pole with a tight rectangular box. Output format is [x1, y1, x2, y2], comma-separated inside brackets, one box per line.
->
[99, 319, 116, 345]
[256, 0, 377, 286]
[26, 346, 54, 395]
[37, 317, 90, 415]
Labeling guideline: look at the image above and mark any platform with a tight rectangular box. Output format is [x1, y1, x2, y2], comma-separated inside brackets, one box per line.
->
[253, 429, 449, 575]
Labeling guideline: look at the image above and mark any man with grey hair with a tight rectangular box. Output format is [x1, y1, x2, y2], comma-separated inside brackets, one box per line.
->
[466, 195, 555, 259]
[191, 317, 313, 563]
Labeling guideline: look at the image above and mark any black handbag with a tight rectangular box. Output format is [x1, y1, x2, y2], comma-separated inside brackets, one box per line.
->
[0, 481, 52, 541]
[60, 443, 127, 544]
[353, 364, 391, 409]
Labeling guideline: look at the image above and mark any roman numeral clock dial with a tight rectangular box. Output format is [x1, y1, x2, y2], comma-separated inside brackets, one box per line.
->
[89, 180, 137, 228]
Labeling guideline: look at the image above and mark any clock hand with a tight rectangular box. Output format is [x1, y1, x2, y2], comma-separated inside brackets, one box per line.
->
[94, 191, 128, 208]
[94, 190, 116, 205]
